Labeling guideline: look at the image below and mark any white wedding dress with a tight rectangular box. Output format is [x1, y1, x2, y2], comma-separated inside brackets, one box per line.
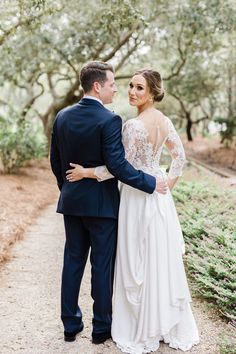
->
[95, 116, 199, 353]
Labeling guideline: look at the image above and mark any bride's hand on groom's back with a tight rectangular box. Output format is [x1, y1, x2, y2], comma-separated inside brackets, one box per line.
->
[66, 163, 86, 182]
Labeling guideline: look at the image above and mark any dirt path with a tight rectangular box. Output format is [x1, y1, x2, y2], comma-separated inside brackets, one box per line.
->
[0, 204, 234, 354]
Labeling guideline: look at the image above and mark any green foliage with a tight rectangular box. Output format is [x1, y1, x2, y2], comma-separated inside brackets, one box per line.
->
[215, 116, 236, 145]
[0, 0, 148, 139]
[173, 180, 236, 321]
[123, 0, 236, 142]
[0, 0, 145, 85]
[220, 334, 236, 354]
[0, 111, 47, 173]
[0, 0, 235, 143]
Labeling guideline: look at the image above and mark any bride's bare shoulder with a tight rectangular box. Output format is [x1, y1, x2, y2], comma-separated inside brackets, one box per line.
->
[154, 108, 164, 116]
[151, 109, 170, 127]
[153, 110, 173, 125]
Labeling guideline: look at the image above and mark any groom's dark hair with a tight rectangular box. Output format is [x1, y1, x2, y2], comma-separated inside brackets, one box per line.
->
[80, 61, 114, 93]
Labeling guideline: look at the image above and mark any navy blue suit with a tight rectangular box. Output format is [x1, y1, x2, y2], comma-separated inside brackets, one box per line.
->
[50, 98, 156, 334]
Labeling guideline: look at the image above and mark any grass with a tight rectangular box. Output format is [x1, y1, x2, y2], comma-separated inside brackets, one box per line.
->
[219, 333, 236, 354]
[173, 174, 236, 323]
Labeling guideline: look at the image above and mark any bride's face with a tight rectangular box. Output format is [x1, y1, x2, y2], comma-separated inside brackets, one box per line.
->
[128, 74, 151, 107]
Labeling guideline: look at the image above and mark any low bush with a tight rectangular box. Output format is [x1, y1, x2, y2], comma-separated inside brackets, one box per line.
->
[173, 180, 236, 322]
[0, 112, 47, 173]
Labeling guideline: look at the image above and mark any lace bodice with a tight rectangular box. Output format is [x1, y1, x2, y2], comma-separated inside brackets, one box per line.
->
[95, 116, 186, 181]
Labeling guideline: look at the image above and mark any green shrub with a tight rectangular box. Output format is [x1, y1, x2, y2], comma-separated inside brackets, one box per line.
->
[214, 116, 236, 146]
[219, 334, 236, 354]
[0, 112, 47, 173]
[173, 180, 236, 322]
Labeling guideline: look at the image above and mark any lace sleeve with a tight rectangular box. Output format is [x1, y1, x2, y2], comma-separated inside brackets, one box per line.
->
[165, 118, 186, 179]
[122, 120, 136, 164]
[94, 166, 114, 182]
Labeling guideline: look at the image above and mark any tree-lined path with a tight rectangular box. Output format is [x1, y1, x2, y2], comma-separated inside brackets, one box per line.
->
[1, 1, 235, 352]
[0, 204, 234, 354]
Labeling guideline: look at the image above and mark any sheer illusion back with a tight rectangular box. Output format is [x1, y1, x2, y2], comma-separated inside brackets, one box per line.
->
[122, 115, 185, 179]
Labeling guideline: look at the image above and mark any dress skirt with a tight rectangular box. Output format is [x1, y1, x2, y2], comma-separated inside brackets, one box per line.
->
[111, 183, 199, 354]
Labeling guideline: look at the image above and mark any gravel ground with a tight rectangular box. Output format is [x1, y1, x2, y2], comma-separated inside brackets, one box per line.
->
[0, 204, 234, 354]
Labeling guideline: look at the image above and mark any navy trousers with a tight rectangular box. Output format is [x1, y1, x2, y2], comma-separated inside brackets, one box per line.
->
[61, 215, 117, 334]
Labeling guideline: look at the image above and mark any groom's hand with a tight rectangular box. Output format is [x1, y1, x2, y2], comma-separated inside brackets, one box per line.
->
[155, 179, 168, 194]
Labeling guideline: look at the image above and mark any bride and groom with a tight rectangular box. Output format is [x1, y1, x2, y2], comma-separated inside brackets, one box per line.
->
[50, 61, 199, 353]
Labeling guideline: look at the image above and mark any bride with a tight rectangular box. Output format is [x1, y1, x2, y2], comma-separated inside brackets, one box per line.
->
[66, 69, 199, 353]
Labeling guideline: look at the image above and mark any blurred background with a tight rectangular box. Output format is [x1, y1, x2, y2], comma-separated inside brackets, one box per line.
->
[0, 2, 235, 352]
[0, 0, 235, 173]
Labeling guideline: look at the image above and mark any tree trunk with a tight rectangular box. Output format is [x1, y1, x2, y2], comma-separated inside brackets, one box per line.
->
[186, 114, 193, 141]
[41, 88, 84, 152]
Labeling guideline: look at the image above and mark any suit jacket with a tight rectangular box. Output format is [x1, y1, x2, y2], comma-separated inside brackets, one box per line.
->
[50, 98, 156, 219]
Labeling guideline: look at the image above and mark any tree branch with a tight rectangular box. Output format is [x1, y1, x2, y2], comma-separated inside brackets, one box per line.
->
[42, 36, 78, 75]
[171, 93, 188, 115]
[164, 23, 196, 81]
[47, 72, 58, 100]
[101, 26, 139, 62]
[163, 24, 186, 81]
[115, 74, 132, 80]
[22, 75, 45, 116]
[92, 42, 107, 60]
[115, 39, 141, 72]
[193, 116, 209, 125]
[190, 103, 200, 114]
[55, 75, 73, 85]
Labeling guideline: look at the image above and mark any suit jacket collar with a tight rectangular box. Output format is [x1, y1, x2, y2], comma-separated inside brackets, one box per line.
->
[79, 97, 104, 108]
[83, 95, 103, 105]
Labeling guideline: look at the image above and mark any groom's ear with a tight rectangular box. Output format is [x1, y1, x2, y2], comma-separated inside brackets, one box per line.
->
[93, 81, 101, 93]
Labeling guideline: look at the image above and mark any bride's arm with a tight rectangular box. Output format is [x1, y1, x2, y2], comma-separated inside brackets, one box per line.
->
[164, 119, 186, 190]
[66, 163, 114, 182]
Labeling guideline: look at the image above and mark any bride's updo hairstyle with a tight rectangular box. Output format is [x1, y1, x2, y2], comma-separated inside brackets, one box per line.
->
[134, 69, 165, 102]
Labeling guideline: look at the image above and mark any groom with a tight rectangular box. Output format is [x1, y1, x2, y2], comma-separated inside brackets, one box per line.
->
[50, 61, 167, 344]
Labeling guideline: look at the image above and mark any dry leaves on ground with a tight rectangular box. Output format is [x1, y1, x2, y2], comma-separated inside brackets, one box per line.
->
[0, 158, 58, 263]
